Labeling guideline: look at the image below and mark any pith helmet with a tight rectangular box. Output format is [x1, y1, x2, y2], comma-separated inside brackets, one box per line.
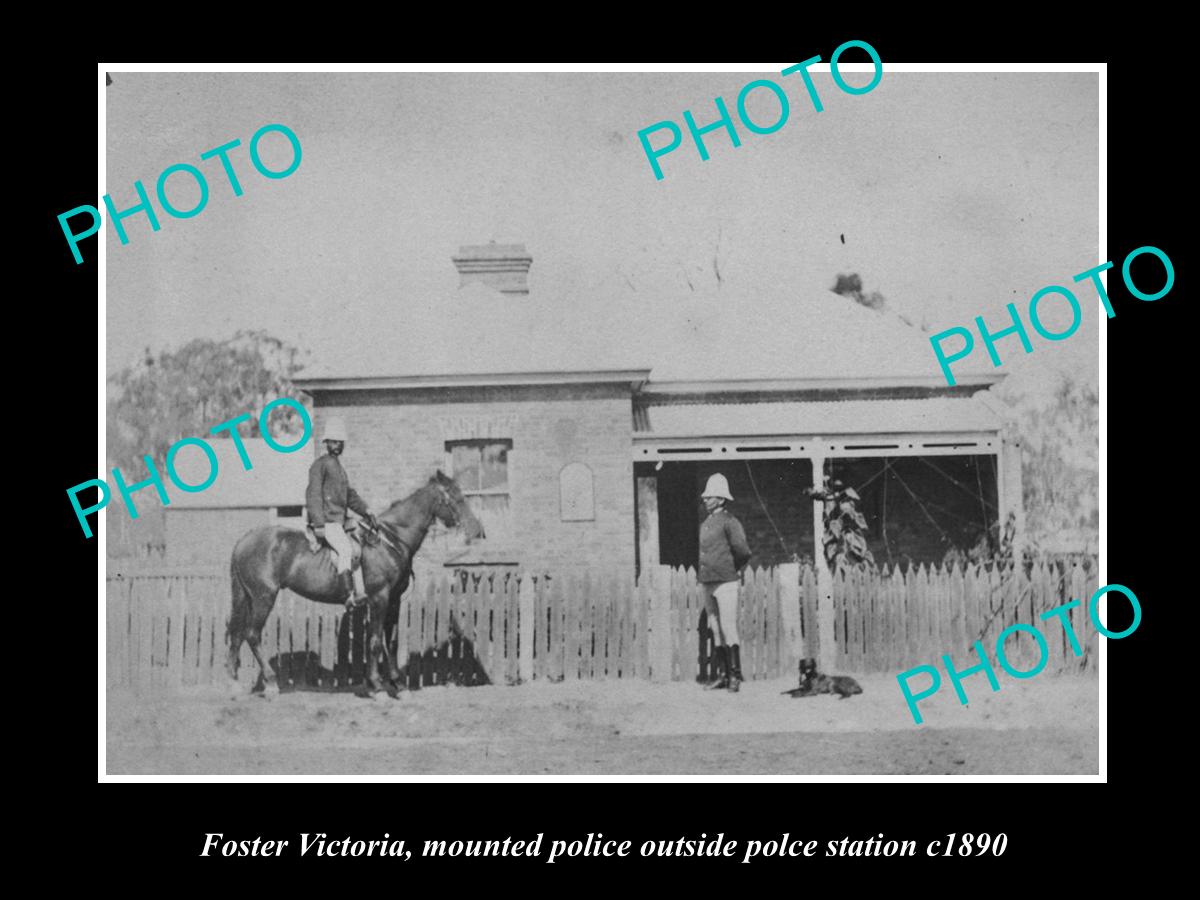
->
[322, 417, 348, 443]
[702, 473, 733, 502]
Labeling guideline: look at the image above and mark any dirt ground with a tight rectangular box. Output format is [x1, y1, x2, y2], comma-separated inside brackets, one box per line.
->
[105, 674, 1100, 776]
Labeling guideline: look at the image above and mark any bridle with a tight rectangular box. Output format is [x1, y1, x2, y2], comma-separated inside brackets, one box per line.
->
[432, 482, 461, 525]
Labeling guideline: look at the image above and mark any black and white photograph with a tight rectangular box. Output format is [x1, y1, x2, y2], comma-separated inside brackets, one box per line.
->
[99, 64, 1102, 777]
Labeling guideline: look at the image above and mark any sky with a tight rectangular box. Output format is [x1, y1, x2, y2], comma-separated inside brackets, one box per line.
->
[105, 69, 1100, 398]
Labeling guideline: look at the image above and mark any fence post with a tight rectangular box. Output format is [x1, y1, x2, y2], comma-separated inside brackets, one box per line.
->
[168, 578, 185, 690]
[106, 578, 127, 691]
[810, 453, 837, 673]
[649, 565, 672, 682]
[519, 575, 535, 683]
[778, 562, 801, 674]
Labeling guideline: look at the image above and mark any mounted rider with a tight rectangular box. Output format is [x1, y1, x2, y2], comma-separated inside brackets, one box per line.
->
[306, 417, 378, 611]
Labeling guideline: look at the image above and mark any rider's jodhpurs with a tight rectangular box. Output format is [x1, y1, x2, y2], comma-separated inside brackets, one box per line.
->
[323, 522, 353, 574]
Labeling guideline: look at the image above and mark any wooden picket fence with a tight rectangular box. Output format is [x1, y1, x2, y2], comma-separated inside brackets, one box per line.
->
[670, 566, 809, 684]
[106, 566, 370, 692]
[105, 557, 1099, 692]
[830, 558, 1101, 674]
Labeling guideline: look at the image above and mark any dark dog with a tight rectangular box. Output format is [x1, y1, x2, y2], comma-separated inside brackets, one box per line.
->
[783, 658, 863, 700]
[809, 674, 864, 699]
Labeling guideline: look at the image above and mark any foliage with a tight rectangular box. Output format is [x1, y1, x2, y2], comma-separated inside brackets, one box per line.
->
[994, 372, 1099, 552]
[939, 372, 1098, 565]
[832, 272, 886, 311]
[942, 511, 1022, 568]
[108, 330, 309, 472]
[808, 478, 875, 571]
[1022, 377, 1099, 543]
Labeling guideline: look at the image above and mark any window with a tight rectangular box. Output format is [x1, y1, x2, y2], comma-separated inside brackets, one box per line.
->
[445, 439, 512, 542]
[272, 505, 306, 528]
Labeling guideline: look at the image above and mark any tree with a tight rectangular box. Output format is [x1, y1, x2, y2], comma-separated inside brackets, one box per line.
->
[108, 330, 309, 472]
[993, 372, 1099, 552]
[1022, 376, 1099, 544]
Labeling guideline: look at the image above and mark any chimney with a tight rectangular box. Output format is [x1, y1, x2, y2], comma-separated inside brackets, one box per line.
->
[452, 242, 532, 296]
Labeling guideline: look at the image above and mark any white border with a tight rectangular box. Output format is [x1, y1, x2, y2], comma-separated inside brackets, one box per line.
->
[98, 61, 1107, 784]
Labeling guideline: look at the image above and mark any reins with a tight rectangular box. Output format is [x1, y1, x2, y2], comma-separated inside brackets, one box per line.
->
[366, 480, 465, 569]
[368, 519, 415, 563]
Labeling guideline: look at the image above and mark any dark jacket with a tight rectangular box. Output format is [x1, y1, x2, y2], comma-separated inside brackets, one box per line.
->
[699, 507, 752, 583]
[306, 454, 369, 527]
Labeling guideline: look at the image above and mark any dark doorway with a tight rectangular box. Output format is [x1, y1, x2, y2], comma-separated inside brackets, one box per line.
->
[639, 459, 816, 571]
[653, 461, 701, 569]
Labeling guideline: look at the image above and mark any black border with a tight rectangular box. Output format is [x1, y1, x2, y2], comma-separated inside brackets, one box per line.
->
[37, 27, 1175, 880]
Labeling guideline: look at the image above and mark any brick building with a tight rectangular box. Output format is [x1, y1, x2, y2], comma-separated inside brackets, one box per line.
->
[297, 244, 1017, 580]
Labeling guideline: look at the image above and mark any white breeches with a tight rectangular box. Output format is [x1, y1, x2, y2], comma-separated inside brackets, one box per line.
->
[704, 580, 740, 646]
[324, 522, 352, 573]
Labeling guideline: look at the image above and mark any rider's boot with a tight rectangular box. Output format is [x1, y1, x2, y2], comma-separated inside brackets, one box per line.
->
[727, 644, 743, 693]
[704, 645, 730, 690]
[344, 568, 368, 613]
[339, 571, 357, 612]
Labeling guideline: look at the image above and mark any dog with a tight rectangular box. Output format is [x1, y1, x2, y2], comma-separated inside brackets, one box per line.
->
[782, 658, 863, 700]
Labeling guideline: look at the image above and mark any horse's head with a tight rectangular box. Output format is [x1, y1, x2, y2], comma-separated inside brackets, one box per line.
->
[431, 470, 486, 543]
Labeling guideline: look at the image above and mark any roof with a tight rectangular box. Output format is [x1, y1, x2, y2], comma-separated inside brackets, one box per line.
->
[166, 438, 313, 509]
[636, 396, 1003, 439]
[298, 275, 1001, 389]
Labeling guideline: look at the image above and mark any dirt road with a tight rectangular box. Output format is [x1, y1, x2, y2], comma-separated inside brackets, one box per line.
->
[105, 674, 1099, 776]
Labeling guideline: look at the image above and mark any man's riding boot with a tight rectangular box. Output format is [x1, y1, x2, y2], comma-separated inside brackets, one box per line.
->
[705, 645, 730, 690]
[727, 644, 743, 693]
[697, 642, 719, 685]
[339, 571, 359, 612]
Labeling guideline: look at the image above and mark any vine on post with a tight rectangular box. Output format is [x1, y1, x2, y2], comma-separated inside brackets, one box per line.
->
[807, 478, 875, 573]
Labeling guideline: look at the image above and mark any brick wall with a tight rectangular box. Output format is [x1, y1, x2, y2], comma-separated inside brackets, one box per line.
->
[313, 384, 635, 579]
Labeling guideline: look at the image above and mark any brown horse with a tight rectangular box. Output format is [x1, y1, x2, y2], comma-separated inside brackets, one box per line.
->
[226, 471, 484, 696]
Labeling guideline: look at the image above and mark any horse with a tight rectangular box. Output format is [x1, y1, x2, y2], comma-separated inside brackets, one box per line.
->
[226, 470, 484, 696]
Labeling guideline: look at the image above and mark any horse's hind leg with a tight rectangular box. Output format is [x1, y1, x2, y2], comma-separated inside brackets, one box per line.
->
[241, 591, 280, 696]
[226, 567, 252, 685]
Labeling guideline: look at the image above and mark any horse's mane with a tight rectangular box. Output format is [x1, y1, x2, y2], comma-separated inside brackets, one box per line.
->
[380, 474, 448, 519]
[381, 485, 428, 518]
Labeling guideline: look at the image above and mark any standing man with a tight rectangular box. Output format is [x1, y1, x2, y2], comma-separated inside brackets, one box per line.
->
[306, 417, 377, 612]
[698, 473, 753, 692]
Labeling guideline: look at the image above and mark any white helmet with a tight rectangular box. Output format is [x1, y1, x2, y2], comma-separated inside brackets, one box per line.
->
[702, 473, 733, 502]
[322, 417, 348, 443]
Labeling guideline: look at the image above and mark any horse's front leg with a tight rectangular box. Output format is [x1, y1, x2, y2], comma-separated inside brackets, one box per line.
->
[383, 594, 404, 686]
[365, 593, 395, 698]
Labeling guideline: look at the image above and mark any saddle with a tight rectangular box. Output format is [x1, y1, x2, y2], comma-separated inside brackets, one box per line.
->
[305, 522, 365, 571]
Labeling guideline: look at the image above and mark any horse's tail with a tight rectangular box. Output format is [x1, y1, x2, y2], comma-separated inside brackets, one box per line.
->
[227, 551, 253, 646]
